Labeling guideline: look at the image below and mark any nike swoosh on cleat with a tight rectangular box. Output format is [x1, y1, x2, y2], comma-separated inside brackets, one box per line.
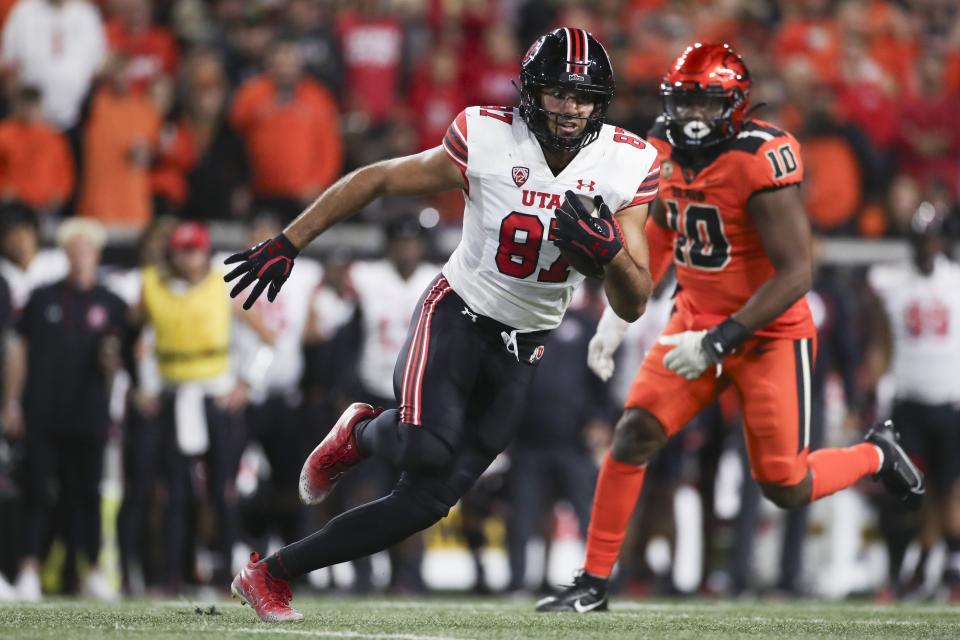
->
[573, 598, 605, 613]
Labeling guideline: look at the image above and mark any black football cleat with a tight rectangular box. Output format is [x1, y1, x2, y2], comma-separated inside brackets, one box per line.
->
[535, 570, 608, 613]
[866, 420, 925, 510]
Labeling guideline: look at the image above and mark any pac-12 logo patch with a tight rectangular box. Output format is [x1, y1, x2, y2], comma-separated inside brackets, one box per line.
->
[529, 344, 546, 364]
[661, 161, 674, 180]
[512, 166, 530, 187]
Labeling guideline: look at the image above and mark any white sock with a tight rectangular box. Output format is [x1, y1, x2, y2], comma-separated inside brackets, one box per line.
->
[873, 444, 884, 473]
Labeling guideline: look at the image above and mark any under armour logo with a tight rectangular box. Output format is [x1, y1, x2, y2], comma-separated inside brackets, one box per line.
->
[576, 179, 596, 192]
[461, 306, 477, 322]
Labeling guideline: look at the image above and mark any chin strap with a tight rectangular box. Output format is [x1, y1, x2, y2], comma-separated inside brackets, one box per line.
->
[743, 102, 767, 119]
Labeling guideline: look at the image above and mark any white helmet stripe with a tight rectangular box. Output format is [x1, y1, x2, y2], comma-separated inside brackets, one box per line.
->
[580, 29, 589, 71]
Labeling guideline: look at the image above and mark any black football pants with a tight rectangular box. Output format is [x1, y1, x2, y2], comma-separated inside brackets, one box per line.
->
[272, 275, 549, 579]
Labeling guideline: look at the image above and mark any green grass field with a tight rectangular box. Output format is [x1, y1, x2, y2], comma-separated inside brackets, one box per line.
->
[2, 597, 959, 640]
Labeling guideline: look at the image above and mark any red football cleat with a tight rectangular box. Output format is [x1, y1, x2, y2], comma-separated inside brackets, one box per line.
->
[299, 402, 383, 505]
[231, 552, 303, 622]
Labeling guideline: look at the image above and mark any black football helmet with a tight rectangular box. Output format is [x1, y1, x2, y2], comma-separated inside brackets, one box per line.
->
[519, 28, 615, 152]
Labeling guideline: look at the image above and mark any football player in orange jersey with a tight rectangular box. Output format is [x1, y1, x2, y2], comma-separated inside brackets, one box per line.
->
[536, 43, 925, 613]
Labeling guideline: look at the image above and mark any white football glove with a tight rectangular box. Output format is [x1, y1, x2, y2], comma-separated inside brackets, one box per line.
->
[659, 330, 719, 380]
[587, 306, 630, 382]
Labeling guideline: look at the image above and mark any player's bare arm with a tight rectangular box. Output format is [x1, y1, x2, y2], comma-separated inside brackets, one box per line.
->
[649, 197, 668, 228]
[861, 279, 894, 379]
[1, 332, 26, 438]
[603, 204, 652, 321]
[225, 147, 465, 309]
[284, 147, 466, 250]
[733, 184, 813, 331]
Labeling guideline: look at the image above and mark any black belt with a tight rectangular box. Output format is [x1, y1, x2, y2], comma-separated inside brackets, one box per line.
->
[454, 297, 551, 364]
[156, 347, 229, 363]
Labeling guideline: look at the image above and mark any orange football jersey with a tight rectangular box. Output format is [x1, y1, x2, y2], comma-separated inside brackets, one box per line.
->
[648, 118, 814, 339]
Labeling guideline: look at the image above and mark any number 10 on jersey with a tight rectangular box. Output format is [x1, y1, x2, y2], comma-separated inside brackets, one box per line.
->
[665, 199, 731, 270]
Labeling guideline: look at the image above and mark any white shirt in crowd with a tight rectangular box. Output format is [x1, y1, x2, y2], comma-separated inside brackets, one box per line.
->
[0, 249, 69, 311]
[869, 255, 960, 405]
[235, 257, 322, 400]
[2, 0, 106, 129]
[311, 282, 356, 341]
[351, 259, 439, 400]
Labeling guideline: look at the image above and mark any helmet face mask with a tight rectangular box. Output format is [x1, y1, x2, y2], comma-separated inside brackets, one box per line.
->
[660, 43, 751, 150]
[519, 29, 615, 153]
[522, 83, 610, 151]
[662, 86, 745, 148]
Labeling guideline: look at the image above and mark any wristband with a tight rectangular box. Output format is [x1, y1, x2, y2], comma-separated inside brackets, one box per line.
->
[701, 317, 750, 364]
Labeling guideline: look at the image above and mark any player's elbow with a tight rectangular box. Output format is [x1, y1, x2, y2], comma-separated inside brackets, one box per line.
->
[791, 264, 813, 299]
[356, 162, 390, 198]
[777, 262, 812, 303]
[611, 297, 646, 323]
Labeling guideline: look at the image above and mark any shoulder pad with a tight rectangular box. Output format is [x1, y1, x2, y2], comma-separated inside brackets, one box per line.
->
[647, 117, 669, 144]
[727, 120, 790, 154]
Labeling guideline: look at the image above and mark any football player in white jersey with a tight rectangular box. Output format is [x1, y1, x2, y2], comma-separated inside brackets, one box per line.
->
[350, 218, 439, 408]
[234, 214, 323, 547]
[333, 216, 439, 593]
[0, 202, 68, 312]
[868, 204, 960, 599]
[225, 27, 660, 622]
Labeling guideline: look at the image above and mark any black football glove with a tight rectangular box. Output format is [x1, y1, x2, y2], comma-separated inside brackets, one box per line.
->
[553, 191, 624, 270]
[223, 233, 299, 310]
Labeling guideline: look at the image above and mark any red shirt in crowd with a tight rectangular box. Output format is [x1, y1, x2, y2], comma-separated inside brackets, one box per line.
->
[897, 92, 960, 193]
[464, 60, 518, 107]
[772, 18, 842, 84]
[150, 122, 196, 208]
[407, 67, 468, 152]
[337, 12, 403, 123]
[105, 19, 178, 94]
[835, 80, 899, 150]
[0, 118, 74, 211]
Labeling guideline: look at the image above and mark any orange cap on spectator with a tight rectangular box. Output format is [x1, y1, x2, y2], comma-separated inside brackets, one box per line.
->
[169, 221, 210, 251]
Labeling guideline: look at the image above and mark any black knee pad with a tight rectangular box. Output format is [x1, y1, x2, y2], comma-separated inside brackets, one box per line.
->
[391, 473, 462, 526]
[612, 408, 668, 465]
[759, 482, 810, 511]
[395, 425, 454, 472]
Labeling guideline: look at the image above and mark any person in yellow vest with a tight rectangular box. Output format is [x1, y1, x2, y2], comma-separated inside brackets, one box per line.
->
[129, 220, 254, 591]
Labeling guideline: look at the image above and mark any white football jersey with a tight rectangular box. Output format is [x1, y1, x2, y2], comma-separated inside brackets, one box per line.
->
[869, 255, 960, 404]
[1, 249, 69, 311]
[311, 285, 356, 341]
[236, 257, 323, 397]
[441, 106, 660, 331]
[351, 259, 439, 399]
[104, 267, 143, 306]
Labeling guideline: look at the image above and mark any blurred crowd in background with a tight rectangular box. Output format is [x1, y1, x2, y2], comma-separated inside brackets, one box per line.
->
[0, 0, 958, 235]
[0, 0, 958, 607]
